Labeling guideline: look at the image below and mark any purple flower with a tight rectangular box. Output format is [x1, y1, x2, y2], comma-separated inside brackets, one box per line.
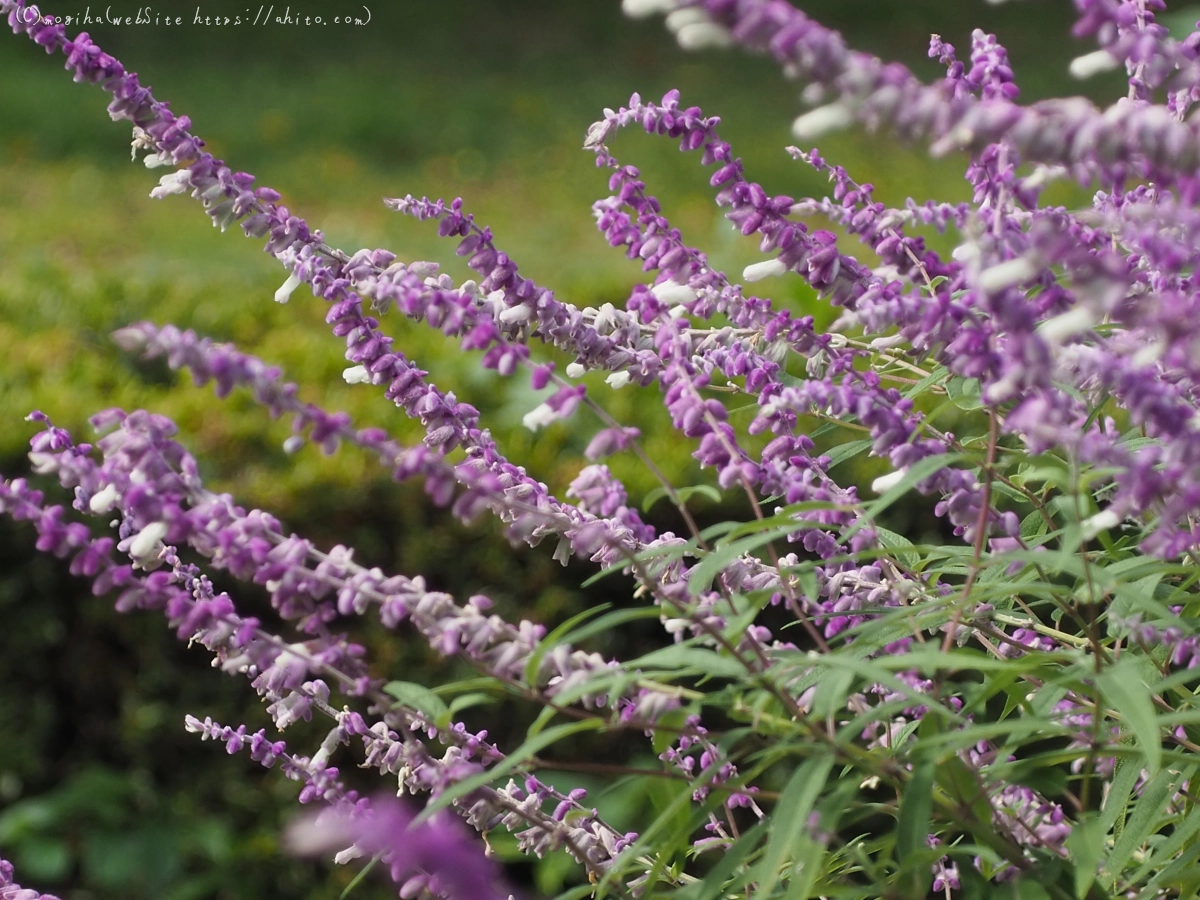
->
[0, 855, 63, 900]
[289, 796, 513, 900]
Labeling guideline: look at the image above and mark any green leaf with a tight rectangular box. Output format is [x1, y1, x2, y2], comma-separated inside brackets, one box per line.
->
[895, 758, 935, 896]
[934, 755, 994, 829]
[1065, 814, 1104, 899]
[715, 501, 842, 544]
[628, 644, 745, 680]
[875, 525, 919, 569]
[989, 481, 1029, 504]
[552, 885, 603, 900]
[339, 852, 383, 898]
[1136, 842, 1200, 899]
[1099, 758, 1141, 836]
[680, 819, 769, 900]
[1020, 509, 1051, 541]
[651, 708, 689, 756]
[525, 703, 559, 740]
[1011, 879, 1052, 900]
[1102, 767, 1175, 884]
[782, 835, 826, 900]
[596, 772, 727, 896]
[447, 692, 495, 718]
[811, 668, 854, 721]
[642, 483, 723, 513]
[903, 365, 950, 401]
[848, 453, 966, 542]
[579, 537, 697, 588]
[795, 565, 819, 604]
[946, 375, 984, 409]
[555, 606, 665, 650]
[1098, 662, 1162, 775]
[1126, 796, 1200, 886]
[524, 604, 612, 688]
[749, 756, 834, 898]
[822, 438, 873, 470]
[688, 532, 792, 594]
[383, 681, 448, 722]
[417, 719, 606, 823]
[809, 421, 840, 440]
[430, 677, 506, 697]
[898, 759, 935, 859]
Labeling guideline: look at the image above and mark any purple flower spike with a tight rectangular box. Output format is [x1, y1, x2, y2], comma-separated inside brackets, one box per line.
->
[289, 796, 514, 900]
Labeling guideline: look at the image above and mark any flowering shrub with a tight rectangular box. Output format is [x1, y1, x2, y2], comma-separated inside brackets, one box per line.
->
[6, 0, 1200, 897]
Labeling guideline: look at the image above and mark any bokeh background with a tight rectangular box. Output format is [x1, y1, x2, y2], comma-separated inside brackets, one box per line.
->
[0, 1, 1182, 897]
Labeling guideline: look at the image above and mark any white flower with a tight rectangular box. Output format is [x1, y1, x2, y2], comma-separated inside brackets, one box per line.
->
[498, 304, 532, 324]
[593, 302, 619, 333]
[409, 260, 440, 278]
[676, 22, 732, 49]
[871, 469, 907, 494]
[1069, 49, 1119, 80]
[522, 403, 558, 431]
[274, 272, 302, 304]
[951, 242, 980, 262]
[130, 126, 154, 159]
[983, 370, 1021, 404]
[763, 339, 790, 364]
[283, 814, 350, 856]
[605, 371, 632, 389]
[111, 326, 149, 352]
[651, 281, 696, 304]
[662, 618, 691, 637]
[1037, 307, 1095, 344]
[27, 452, 56, 475]
[828, 311, 858, 333]
[791, 104, 853, 141]
[129, 521, 168, 561]
[282, 436, 305, 454]
[742, 259, 788, 282]
[665, 7, 708, 31]
[1082, 509, 1121, 539]
[334, 847, 364, 865]
[621, 0, 676, 16]
[89, 484, 119, 514]
[584, 119, 615, 149]
[1130, 339, 1165, 368]
[149, 170, 190, 200]
[869, 334, 906, 350]
[143, 151, 172, 169]
[342, 365, 370, 384]
[565, 363, 587, 378]
[1019, 164, 1067, 190]
[977, 257, 1038, 294]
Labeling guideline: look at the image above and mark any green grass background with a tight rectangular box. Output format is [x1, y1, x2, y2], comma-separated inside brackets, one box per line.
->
[0, 1, 1164, 896]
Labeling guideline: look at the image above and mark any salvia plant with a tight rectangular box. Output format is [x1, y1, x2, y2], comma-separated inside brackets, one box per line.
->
[7, 0, 1200, 897]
